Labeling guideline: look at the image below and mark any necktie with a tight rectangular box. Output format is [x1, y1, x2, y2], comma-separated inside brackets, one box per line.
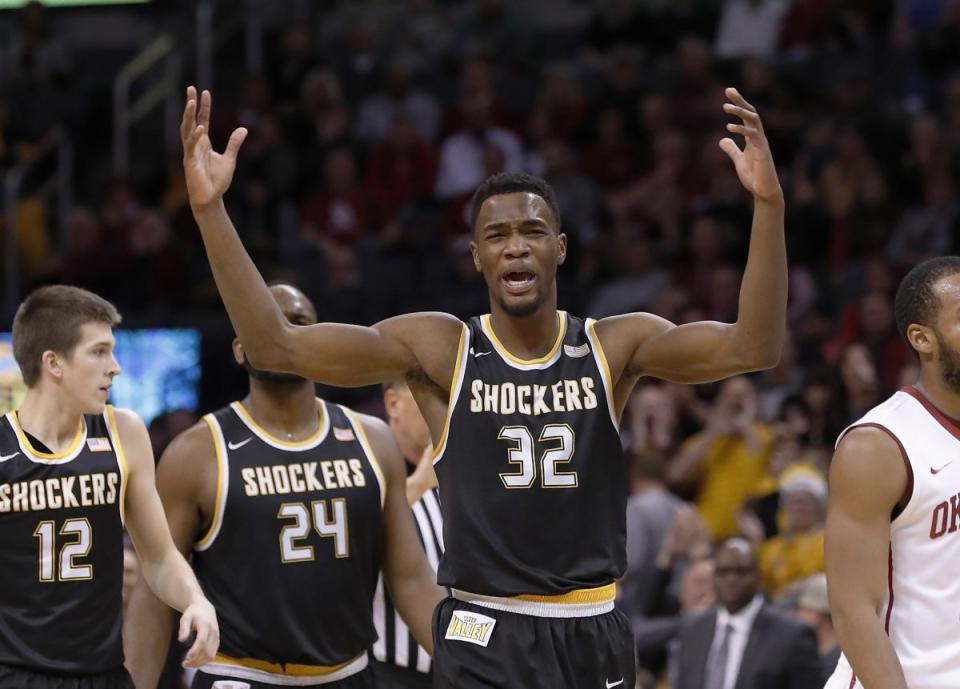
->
[705, 622, 734, 689]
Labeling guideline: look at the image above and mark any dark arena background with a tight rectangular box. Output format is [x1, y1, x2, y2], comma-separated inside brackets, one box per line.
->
[1, 1, 955, 688]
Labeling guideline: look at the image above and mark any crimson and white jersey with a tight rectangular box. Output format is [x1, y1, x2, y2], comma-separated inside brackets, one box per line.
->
[825, 387, 960, 689]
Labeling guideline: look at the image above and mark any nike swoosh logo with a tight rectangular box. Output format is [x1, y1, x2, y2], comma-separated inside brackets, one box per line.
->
[931, 461, 953, 475]
[0, 452, 20, 462]
[606, 680, 624, 688]
[469, 348, 492, 358]
[227, 438, 253, 451]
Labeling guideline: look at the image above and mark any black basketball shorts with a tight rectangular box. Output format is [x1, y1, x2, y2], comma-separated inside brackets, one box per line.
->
[431, 589, 635, 689]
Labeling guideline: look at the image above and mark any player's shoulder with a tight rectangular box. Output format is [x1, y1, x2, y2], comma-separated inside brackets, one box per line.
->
[107, 405, 146, 429]
[378, 311, 465, 340]
[831, 424, 908, 509]
[592, 311, 674, 345]
[161, 418, 216, 462]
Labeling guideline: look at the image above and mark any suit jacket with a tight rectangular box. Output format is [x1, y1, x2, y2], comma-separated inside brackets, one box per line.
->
[673, 604, 823, 689]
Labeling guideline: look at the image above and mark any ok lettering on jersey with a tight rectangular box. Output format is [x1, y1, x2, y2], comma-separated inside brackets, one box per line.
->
[469, 377, 599, 415]
[929, 491, 960, 539]
[241, 458, 367, 497]
[0, 472, 119, 513]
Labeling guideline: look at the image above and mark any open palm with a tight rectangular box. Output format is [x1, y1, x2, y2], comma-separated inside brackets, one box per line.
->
[181, 86, 248, 209]
[718, 87, 783, 204]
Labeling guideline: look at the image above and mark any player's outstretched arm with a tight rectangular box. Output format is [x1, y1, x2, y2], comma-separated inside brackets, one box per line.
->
[181, 87, 461, 388]
[116, 409, 219, 673]
[595, 88, 786, 387]
[825, 427, 910, 689]
[125, 422, 215, 687]
[359, 414, 445, 653]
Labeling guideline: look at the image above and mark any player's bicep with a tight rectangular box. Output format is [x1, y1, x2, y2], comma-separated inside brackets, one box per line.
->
[825, 427, 908, 616]
[603, 313, 746, 384]
[154, 425, 213, 556]
[114, 410, 177, 566]
[279, 313, 461, 388]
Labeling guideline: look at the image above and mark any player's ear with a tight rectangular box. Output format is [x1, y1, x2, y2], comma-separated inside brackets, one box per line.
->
[470, 240, 481, 273]
[41, 350, 62, 380]
[556, 232, 567, 266]
[383, 387, 400, 421]
[907, 324, 934, 356]
[231, 338, 244, 366]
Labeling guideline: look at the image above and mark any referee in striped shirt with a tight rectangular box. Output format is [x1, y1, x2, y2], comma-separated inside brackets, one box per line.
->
[373, 380, 445, 688]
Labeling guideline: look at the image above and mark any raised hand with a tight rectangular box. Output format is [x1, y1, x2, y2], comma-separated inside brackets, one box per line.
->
[719, 87, 783, 204]
[181, 86, 248, 210]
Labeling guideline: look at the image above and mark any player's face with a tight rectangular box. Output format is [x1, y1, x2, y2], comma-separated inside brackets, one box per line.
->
[928, 274, 960, 393]
[471, 192, 566, 318]
[713, 543, 759, 613]
[385, 384, 431, 462]
[58, 322, 120, 414]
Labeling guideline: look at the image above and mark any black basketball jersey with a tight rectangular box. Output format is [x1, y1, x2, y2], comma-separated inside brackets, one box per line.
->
[192, 399, 386, 668]
[434, 311, 627, 597]
[0, 407, 127, 674]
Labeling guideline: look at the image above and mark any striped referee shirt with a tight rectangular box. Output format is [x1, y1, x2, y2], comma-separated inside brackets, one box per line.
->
[373, 487, 444, 673]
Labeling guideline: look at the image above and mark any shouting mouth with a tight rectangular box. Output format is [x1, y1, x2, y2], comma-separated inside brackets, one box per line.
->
[501, 271, 537, 295]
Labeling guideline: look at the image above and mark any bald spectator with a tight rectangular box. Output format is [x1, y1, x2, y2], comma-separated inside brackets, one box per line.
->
[674, 539, 823, 689]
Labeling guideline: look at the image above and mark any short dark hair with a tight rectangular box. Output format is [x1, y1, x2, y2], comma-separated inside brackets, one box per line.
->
[894, 256, 960, 341]
[469, 172, 562, 233]
[13, 285, 121, 387]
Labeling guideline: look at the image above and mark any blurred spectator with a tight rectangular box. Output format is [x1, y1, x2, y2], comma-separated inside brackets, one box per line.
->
[621, 452, 684, 620]
[742, 464, 827, 598]
[673, 538, 824, 689]
[715, 0, 790, 60]
[364, 115, 439, 224]
[587, 232, 670, 318]
[434, 87, 523, 198]
[791, 574, 841, 678]
[301, 147, 369, 247]
[627, 383, 680, 457]
[355, 55, 441, 144]
[1, 0, 71, 86]
[886, 173, 959, 272]
[668, 377, 775, 541]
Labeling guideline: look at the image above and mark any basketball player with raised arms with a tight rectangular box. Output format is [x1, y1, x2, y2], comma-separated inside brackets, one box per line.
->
[125, 283, 443, 689]
[0, 285, 218, 689]
[181, 84, 787, 688]
[825, 256, 960, 689]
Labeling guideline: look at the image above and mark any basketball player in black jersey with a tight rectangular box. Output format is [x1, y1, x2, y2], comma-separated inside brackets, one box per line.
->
[181, 84, 786, 688]
[0, 285, 218, 689]
[125, 283, 443, 689]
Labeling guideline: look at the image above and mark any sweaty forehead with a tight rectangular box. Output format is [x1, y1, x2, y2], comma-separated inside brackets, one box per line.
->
[271, 285, 317, 323]
[476, 192, 555, 231]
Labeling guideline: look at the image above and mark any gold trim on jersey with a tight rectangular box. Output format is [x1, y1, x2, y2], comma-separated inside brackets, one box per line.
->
[431, 322, 469, 465]
[9, 411, 86, 461]
[105, 405, 129, 525]
[211, 651, 365, 677]
[481, 311, 566, 368]
[514, 582, 616, 604]
[194, 414, 228, 551]
[342, 408, 386, 509]
[230, 399, 329, 449]
[585, 319, 619, 429]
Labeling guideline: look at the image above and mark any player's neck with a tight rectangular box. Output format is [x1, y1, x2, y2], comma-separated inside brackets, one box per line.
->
[16, 389, 85, 452]
[914, 373, 960, 421]
[488, 303, 561, 360]
[243, 382, 319, 440]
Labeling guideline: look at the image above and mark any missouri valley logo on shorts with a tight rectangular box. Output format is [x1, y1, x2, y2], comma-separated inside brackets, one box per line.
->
[445, 609, 497, 647]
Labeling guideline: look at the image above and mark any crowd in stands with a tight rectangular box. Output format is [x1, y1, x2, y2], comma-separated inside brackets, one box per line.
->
[5, 1, 960, 686]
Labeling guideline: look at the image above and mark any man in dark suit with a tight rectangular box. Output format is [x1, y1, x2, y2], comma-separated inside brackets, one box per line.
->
[673, 538, 823, 689]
